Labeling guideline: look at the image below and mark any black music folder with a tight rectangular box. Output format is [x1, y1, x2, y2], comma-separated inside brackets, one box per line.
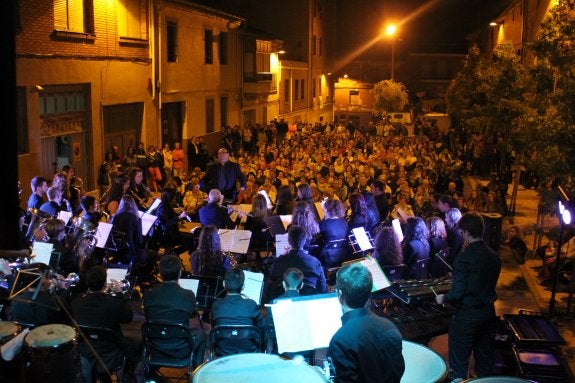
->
[264, 215, 287, 236]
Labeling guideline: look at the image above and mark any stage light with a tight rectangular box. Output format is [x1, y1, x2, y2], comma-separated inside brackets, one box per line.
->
[558, 201, 572, 225]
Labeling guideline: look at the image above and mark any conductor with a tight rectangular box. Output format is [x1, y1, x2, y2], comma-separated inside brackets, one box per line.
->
[201, 148, 246, 202]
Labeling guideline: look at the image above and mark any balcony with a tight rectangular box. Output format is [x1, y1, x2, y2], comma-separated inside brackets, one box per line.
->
[243, 72, 277, 97]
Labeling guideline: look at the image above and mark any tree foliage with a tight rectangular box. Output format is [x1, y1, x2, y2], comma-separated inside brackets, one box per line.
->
[371, 80, 409, 116]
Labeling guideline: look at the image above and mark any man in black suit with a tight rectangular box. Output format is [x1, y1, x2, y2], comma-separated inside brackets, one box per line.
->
[143, 255, 206, 368]
[187, 136, 199, 173]
[201, 148, 246, 201]
[198, 189, 236, 229]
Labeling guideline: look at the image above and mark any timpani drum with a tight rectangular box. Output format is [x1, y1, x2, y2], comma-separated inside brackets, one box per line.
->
[24, 324, 80, 383]
[0, 321, 20, 345]
[401, 340, 448, 383]
[193, 353, 327, 383]
[463, 378, 536, 382]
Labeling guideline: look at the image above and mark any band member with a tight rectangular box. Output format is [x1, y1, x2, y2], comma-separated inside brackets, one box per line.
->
[128, 167, 152, 211]
[155, 187, 188, 250]
[198, 189, 237, 229]
[110, 195, 144, 266]
[27, 175, 49, 211]
[105, 175, 130, 217]
[39, 186, 65, 217]
[80, 195, 104, 228]
[189, 225, 232, 277]
[435, 212, 501, 382]
[62, 164, 84, 213]
[201, 148, 246, 202]
[52, 171, 73, 212]
[36, 218, 79, 276]
[329, 262, 405, 383]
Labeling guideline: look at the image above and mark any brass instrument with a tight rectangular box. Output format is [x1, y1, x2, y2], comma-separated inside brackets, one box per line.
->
[105, 278, 131, 296]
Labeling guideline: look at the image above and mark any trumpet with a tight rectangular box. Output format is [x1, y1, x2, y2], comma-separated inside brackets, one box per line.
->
[105, 279, 131, 296]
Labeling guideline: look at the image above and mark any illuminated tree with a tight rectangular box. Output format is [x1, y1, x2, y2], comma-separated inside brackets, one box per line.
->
[371, 79, 409, 117]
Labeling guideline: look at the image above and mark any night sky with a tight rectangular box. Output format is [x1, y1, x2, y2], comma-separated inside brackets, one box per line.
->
[335, 0, 515, 55]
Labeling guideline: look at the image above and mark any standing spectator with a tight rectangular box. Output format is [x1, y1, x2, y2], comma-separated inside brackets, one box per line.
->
[146, 145, 163, 192]
[187, 136, 200, 173]
[162, 143, 173, 185]
[134, 141, 148, 184]
[435, 212, 501, 382]
[172, 141, 185, 178]
[121, 146, 138, 178]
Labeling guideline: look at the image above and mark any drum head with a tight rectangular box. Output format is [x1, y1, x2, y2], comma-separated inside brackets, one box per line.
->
[0, 321, 20, 340]
[193, 353, 326, 383]
[464, 378, 537, 383]
[401, 340, 447, 383]
[25, 324, 76, 348]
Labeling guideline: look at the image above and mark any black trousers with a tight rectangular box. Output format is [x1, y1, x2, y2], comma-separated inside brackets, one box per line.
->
[448, 306, 497, 379]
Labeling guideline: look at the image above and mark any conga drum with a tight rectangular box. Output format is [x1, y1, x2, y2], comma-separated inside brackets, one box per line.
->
[463, 378, 536, 382]
[0, 321, 23, 382]
[401, 340, 448, 383]
[0, 321, 20, 345]
[193, 353, 327, 383]
[24, 324, 80, 383]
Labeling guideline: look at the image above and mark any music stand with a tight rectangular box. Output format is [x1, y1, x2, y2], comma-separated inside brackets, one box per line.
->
[8, 267, 59, 310]
[348, 227, 374, 254]
[179, 275, 225, 310]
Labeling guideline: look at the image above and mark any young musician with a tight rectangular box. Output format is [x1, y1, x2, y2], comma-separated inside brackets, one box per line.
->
[128, 167, 152, 211]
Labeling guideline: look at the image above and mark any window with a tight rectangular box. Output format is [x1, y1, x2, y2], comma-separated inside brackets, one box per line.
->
[256, 40, 271, 72]
[220, 97, 228, 127]
[16, 87, 29, 155]
[313, 35, 316, 55]
[205, 29, 213, 64]
[219, 32, 228, 64]
[167, 21, 178, 62]
[301, 79, 305, 100]
[54, 0, 86, 32]
[206, 99, 215, 133]
[294, 80, 299, 101]
[118, 0, 146, 40]
[284, 79, 290, 103]
[312, 78, 316, 98]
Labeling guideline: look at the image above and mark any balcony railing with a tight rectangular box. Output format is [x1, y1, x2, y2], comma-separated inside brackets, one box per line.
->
[243, 72, 273, 82]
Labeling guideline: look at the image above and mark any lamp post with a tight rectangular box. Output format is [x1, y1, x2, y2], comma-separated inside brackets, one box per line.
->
[549, 199, 572, 318]
[385, 24, 396, 81]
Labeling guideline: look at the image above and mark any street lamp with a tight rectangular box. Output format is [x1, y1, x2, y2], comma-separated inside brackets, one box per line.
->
[385, 24, 397, 81]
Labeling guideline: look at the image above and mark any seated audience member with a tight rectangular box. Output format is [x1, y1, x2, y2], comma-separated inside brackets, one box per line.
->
[266, 225, 327, 302]
[198, 189, 237, 229]
[71, 265, 137, 378]
[182, 177, 207, 221]
[506, 225, 528, 264]
[389, 195, 415, 225]
[190, 225, 232, 277]
[328, 262, 405, 383]
[143, 255, 206, 368]
[210, 268, 266, 356]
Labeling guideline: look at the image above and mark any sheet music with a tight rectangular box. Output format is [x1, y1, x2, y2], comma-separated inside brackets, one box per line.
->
[392, 218, 404, 243]
[359, 256, 392, 291]
[95, 222, 113, 249]
[57, 211, 73, 226]
[352, 227, 374, 251]
[270, 293, 343, 353]
[31, 242, 54, 265]
[106, 268, 128, 283]
[146, 198, 161, 214]
[275, 234, 289, 257]
[314, 202, 325, 220]
[139, 212, 158, 236]
[178, 278, 200, 295]
[218, 229, 252, 254]
[241, 270, 264, 305]
[279, 215, 292, 230]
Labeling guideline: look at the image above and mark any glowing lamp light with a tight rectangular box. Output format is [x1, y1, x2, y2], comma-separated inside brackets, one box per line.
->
[385, 25, 396, 36]
[558, 201, 572, 225]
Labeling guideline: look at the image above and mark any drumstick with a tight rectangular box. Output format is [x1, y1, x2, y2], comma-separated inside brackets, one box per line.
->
[429, 286, 438, 296]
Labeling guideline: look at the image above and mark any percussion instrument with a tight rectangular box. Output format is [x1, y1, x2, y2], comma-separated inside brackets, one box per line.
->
[462, 378, 536, 382]
[0, 321, 20, 345]
[401, 340, 448, 383]
[193, 353, 327, 383]
[24, 324, 80, 382]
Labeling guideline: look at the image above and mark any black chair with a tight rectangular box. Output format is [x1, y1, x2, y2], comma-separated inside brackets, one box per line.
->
[141, 321, 195, 382]
[408, 258, 430, 280]
[320, 239, 351, 269]
[77, 325, 127, 383]
[381, 264, 407, 282]
[209, 324, 264, 359]
[430, 248, 452, 278]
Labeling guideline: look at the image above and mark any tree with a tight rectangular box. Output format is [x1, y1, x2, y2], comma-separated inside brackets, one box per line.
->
[530, 0, 575, 188]
[371, 80, 409, 117]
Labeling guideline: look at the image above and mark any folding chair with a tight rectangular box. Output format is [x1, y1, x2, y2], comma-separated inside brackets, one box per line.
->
[141, 321, 195, 382]
[209, 324, 264, 359]
[77, 325, 127, 383]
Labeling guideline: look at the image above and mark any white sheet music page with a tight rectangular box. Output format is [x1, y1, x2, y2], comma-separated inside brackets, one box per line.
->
[106, 268, 128, 283]
[218, 229, 252, 254]
[95, 222, 113, 249]
[241, 270, 264, 305]
[279, 215, 292, 230]
[352, 227, 374, 251]
[140, 212, 158, 236]
[275, 234, 289, 257]
[392, 218, 404, 243]
[32, 242, 54, 265]
[270, 294, 342, 353]
[57, 211, 73, 226]
[314, 202, 325, 220]
[178, 278, 200, 295]
[360, 256, 392, 291]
